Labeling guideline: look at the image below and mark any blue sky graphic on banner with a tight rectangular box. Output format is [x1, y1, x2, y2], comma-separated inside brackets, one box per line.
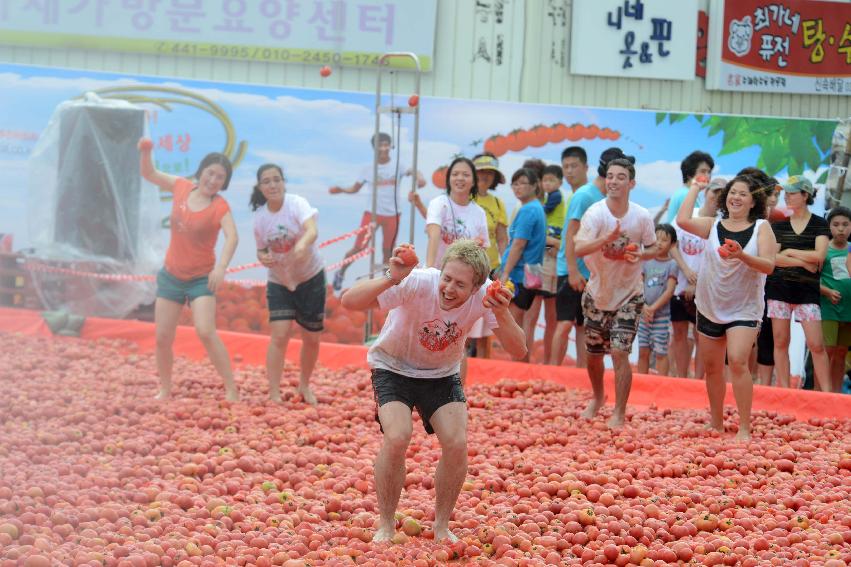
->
[0, 63, 832, 286]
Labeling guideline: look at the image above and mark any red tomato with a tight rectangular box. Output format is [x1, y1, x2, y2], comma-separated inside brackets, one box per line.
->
[718, 238, 740, 258]
[483, 279, 502, 307]
[138, 138, 153, 151]
[432, 166, 447, 189]
[396, 247, 418, 267]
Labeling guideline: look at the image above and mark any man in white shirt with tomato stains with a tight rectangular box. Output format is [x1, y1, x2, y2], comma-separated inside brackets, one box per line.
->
[575, 158, 657, 429]
[341, 239, 526, 542]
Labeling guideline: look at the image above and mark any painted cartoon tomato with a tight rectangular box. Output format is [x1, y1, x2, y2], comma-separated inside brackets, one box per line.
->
[418, 319, 461, 352]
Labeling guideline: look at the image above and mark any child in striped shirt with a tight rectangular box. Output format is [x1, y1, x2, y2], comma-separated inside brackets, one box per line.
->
[637, 224, 679, 376]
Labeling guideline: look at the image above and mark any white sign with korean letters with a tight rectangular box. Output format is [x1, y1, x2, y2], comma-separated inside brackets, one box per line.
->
[570, 0, 698, 80]
[0, 0, 437, 71]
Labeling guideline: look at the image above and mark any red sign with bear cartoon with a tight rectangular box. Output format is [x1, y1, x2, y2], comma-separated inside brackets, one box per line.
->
[709, 0, 851, 95]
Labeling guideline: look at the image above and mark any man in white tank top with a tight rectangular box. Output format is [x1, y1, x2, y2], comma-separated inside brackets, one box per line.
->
[575, 158, 658, 428]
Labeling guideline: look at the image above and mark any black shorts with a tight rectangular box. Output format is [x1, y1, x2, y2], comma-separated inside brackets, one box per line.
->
[555, 275, 585, 325]
[670, 294, 697, 323]
[266, 270, 326, 331]
[511, 281, 536, 311]
[371, 368, 466, 435]
[696, 312, 760, 339]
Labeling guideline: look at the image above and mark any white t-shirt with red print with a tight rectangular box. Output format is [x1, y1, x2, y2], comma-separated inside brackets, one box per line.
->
[577, 199, 656, 311]
[426, 195, 490, 266]
[369, 268, 498, 379]
[357, 159, 408, 216]
[253, 194, 324, 291]
[672, 210, 707, 295]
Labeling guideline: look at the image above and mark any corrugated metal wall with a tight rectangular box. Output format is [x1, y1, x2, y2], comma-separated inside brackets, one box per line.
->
[0, 0, 848, 119]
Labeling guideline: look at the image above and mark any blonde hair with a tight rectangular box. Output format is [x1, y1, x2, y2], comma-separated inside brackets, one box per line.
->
[441, 239, 490, 287]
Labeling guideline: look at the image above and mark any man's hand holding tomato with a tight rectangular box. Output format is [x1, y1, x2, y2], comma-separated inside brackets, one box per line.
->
[388, 244, 418, 283]
[692, 174, 710, 190]
[623, 242, 640, 263]
[482, 279, 512, 315]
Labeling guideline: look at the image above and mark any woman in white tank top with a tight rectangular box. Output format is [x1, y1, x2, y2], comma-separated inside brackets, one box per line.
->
[676, 175, 777, 441]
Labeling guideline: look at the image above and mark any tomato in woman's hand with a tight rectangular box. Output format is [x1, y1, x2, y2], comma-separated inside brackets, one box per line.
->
[718, 238, 740, 258]
[396, 246, 418, 267]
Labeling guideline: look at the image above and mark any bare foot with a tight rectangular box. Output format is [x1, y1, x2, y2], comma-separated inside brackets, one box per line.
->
[225, 387, 239, 403]
[607, 413, 626, 429]
[734, 429, 751, 442]
[372, 526, 395, 542]
[154, 388, 172, 401]
[297, 386, 318, 406]
[704, 421, 724, 434]
[580, 397, 606, 419]
[433, 528, 458, 543]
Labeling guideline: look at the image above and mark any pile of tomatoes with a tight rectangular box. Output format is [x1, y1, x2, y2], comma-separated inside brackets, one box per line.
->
[0, 333, 849, 566]
[176, 282, 387, 345]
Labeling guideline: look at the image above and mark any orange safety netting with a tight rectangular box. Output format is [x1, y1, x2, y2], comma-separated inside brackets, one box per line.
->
[0, 307, 847, 422]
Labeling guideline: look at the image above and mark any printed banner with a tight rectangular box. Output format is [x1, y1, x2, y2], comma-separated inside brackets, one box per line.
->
[0, 63, 835, 289]
[0, 0, 436, 71]
[570, 0, 698, 81]
[706, 0, 851, 94]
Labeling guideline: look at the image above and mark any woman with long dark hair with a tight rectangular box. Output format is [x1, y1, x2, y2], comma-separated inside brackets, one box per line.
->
[251, 164, 325, 405]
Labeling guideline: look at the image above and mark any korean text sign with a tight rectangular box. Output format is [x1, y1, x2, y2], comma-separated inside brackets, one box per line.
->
[0, 0, 436, 71]
[707, 0, 851, 94]
[570, 0, 698, 81]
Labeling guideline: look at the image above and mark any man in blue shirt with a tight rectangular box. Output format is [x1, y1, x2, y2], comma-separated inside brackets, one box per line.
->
[551, 147, 632, 367]
[665, 150, 714, 224]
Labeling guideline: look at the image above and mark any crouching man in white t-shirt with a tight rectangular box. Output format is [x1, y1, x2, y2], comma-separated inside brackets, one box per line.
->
[341, 239, 527, 542]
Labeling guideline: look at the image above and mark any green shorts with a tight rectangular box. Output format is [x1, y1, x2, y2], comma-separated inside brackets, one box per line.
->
[822, 320, 851, 348]
[156, 268, 213, 304]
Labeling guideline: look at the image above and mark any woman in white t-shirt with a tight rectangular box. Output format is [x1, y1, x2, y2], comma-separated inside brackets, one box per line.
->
[676, 175, 776, 441]
[425, 157, 490, 382]
[252, 164, 326, 405]
[426, 157, 490, 268]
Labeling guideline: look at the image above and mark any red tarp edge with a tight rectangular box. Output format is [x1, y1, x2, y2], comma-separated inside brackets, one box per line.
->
[1, 307, 848, 421]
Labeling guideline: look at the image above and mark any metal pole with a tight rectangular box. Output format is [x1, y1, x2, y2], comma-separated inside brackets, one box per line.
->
[365, 52, 422, 342]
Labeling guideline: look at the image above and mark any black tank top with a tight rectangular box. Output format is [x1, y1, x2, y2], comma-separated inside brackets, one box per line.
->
[717, 221, 756, 250]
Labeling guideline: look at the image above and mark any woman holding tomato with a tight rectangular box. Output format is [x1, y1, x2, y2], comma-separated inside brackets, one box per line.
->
[425, 157, 490, 379]
[677, 174, 776, 440]
[251, 164, 325, 405]
[425, 157, 490, 268]
[138, 138, 239, 402]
